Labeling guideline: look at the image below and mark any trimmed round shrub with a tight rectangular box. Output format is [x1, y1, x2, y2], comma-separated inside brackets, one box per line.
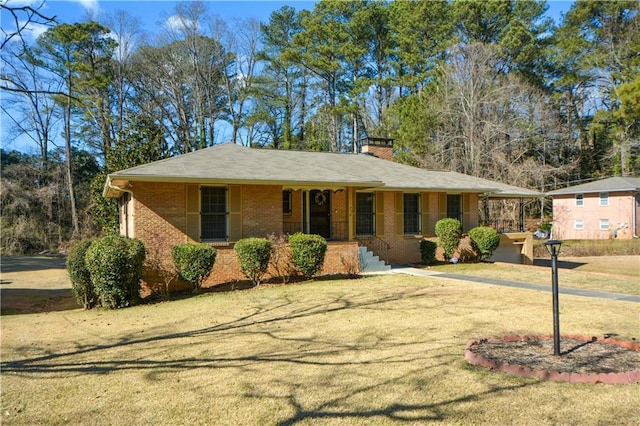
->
[67, 239, 96, 309]
[172, 243, 217, 293]
[85, 235, 146, 309]
[234, 237, 272, 286]
[435, 218, 462, 261]
[289, 233, 327, 279]
[469, 226, 501, 261]
[419, 239, 438, 265]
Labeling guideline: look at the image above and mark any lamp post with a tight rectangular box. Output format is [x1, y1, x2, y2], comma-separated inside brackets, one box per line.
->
[545, 240, 562, 356]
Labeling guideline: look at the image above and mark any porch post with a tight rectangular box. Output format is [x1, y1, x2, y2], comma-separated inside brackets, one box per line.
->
[519, 198, 525, 232]
[347, 187, 355, 240]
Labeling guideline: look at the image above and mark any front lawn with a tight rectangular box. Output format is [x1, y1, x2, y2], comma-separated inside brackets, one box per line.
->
[427, 255, 640, 295]
[1, 272, 638, 425]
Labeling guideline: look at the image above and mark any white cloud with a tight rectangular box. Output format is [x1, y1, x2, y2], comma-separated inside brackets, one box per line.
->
[76, 0, 99, 14]
[163, 14, 199, 33]
[20, 20, 49, 39]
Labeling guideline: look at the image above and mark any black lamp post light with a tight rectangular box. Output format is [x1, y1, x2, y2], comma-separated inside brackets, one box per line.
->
[544, 239, 563, 356]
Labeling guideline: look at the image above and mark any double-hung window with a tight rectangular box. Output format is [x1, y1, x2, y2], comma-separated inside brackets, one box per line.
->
[599, 192, 609, 206]
[283, 190, 292, 215]
[574, 219, 584, 230]
[599, 219, 610, 231]
[404, 193, 420, 235]
[356, 193, 375, 235]
[201, 187, 227, 240]
[575, 194, 584, 206]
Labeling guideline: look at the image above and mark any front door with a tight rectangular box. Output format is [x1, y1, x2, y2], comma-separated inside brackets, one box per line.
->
[309, 190, 331, 238]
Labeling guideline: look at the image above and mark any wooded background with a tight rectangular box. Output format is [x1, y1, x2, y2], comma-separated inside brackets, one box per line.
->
[1, 0, 638, 254]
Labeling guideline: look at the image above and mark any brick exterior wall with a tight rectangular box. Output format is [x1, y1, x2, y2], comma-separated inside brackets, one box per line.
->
[361, 142, 393, 161]
[128, 181, 491, 293]
[241, 184, 282, 237]
[361, 190, 480, 265]
[129, 182, 359, 292]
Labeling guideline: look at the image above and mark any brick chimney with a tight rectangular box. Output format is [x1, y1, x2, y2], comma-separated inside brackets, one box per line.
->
[360, 137, 394, 161]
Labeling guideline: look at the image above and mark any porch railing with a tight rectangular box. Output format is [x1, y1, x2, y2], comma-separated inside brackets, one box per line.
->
[282, 221, 349, 241]
[482, 219, 524, 234]
[355, 235, 390, 264]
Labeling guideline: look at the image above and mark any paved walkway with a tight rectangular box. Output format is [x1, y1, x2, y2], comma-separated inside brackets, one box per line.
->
[390, 266, 640, 303]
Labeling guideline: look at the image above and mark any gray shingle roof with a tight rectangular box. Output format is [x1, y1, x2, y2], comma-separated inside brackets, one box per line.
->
[546, 177, 640, 196]
[106, 143, 541, 198]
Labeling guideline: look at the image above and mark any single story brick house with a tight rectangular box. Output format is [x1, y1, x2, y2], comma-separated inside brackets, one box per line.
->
[103, 140, 540, 287]
[546, 176, 640, 240]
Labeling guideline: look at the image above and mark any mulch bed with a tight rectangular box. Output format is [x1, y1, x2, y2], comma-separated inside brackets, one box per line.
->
[465, 335, 640, 384]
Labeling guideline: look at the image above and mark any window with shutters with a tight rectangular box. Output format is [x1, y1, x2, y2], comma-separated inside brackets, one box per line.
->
[283, 190, 292, 215]
[356, 192, 375, 236]
[201, 187, 227, 240]
[403, 193, 420, 235]
[447, 194, 462, 222]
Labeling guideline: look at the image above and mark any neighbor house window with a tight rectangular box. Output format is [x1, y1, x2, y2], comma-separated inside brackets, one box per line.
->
[201, 187, 227, 240]
[599, 219, 609, 231]
[574, 219, 584, 230]
[404, 193, 420, 235]
[356, 192, 375, 235]
[283, 190, 292, 215]
[599, 192, 609, 206]
[575, 194, 584, 206]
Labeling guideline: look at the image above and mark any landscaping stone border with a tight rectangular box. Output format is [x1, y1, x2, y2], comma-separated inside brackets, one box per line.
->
[465, 334, 640, 385]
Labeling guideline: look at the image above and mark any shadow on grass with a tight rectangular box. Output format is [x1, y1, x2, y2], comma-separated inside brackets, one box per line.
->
[1, 283, 540, 423]
[532, 259, 587, 269]
[0, 288, 77, 315]
[0, 255, 67, 273]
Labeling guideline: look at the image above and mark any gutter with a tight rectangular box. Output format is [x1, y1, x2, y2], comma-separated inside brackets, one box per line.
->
[103, 175, 133, 198]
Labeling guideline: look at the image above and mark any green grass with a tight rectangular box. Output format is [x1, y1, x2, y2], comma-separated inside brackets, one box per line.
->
[533, 239, 640, 257]
[1, 272, 638, 425]
[427, 255, 640, 295]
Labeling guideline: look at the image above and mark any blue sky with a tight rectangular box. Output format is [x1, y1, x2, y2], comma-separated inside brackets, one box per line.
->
[1, 0, 575, 153]
[6, 0, 574, 45]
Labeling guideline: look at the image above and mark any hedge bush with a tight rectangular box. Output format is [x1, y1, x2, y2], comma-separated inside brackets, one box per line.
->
[172, 243, 217, 293]
[469, 226, 501, 261]
[435, 218, 462, 261]
[67, 239, 96, 309]
[289, 233, 327, 279]
[85, 235, 146, 309]
[419, 239, 438, 265]
[234, 237, 272, 286]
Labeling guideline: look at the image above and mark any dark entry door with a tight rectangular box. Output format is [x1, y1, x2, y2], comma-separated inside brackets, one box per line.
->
[309, 190, 331, 238]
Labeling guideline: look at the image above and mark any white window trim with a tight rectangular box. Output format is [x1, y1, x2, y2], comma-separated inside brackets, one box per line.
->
[574, 219, 584, 230]
[575, 193, 584, 206]
[599, 219, 610, 231]
[599, 192, 609, 206]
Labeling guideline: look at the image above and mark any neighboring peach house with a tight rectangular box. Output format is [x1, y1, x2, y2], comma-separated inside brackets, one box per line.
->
[103, 140, 540, 287]
[547, 176, 640, 240]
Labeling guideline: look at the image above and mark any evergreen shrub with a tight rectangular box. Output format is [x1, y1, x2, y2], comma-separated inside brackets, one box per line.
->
[419, 239, 438, 265]
[171, 243, 217, 293]
[289, 233, 327, 279]
[85, 235, 146, 309]
[234, 237, 272, 286]
[435, 218, 462, 261]
[67, 239, 96, 309]
[469, 226, 501, 261]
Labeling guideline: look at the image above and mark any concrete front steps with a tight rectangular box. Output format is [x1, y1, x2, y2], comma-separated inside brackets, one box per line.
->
[358, 246, 391, 274]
